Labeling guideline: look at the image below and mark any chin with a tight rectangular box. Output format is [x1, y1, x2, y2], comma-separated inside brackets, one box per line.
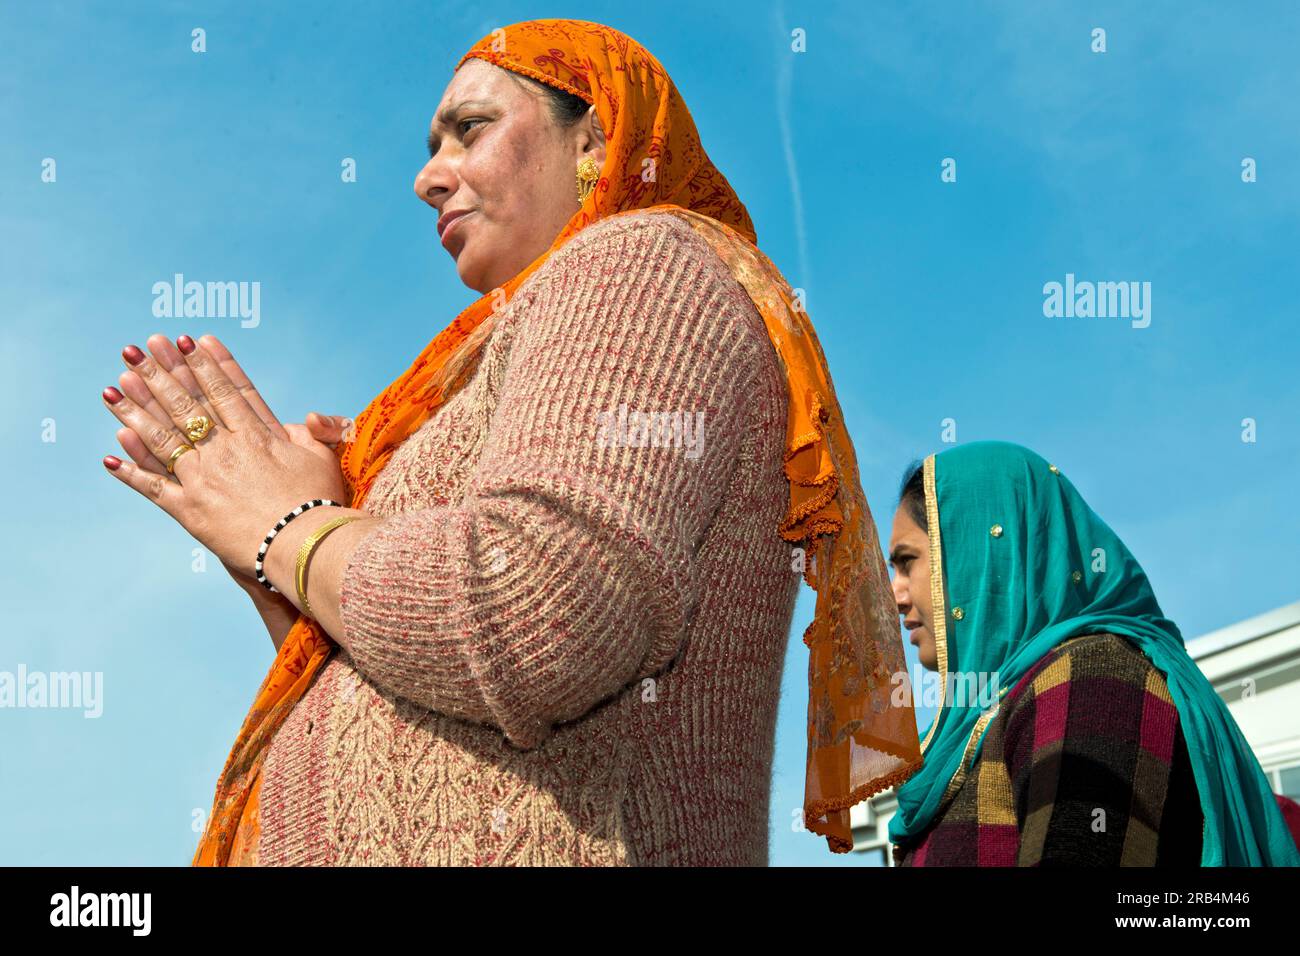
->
[456, 262, 490, 294]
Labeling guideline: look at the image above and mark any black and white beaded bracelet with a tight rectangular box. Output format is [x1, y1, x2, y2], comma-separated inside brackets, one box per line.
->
[255, 498, 343, 593]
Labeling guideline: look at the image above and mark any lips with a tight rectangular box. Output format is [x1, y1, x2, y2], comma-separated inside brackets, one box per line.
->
[439, 210, 476, 252]
[438, 208, 472, 238]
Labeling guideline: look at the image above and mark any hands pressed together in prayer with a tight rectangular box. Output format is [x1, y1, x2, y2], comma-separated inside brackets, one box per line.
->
[101, 333, 374, 649]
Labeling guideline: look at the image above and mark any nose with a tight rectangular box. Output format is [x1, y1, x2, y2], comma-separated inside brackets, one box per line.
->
[413, 153, 455, 211]
[891, 575, 909, 615]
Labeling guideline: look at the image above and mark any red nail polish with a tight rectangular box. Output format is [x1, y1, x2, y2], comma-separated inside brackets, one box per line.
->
[103, 455, 122, 470]
[123, 344, 145, 365]
[103, 386, 123, 403]
[177, 335, 196, 355]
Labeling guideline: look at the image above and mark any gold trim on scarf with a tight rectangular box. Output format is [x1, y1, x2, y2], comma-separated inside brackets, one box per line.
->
[895, 453, 1002, 863]
[920, 453, 1006, 807]
[919, 453, 948, 755]
[939, 705, 1001, 805]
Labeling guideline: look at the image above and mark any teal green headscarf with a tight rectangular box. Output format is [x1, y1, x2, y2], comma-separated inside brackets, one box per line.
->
[886, 441, 1298, 866]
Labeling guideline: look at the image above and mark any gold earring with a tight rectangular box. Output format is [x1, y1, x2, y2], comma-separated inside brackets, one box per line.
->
[576, 156, 600, 204]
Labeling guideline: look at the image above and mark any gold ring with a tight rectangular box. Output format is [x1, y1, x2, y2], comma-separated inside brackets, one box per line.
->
[167, 443, 196, 474]
[184, 415, 215, 443]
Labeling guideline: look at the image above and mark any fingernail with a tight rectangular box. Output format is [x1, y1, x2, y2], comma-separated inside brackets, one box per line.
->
[177, 335, 196, 355]
[103, 386, 123, 404]
[123, 344, 145, 366]
[103, 455, 122, 471]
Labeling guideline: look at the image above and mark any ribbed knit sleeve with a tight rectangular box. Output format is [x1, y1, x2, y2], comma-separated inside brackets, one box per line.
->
[334, 213, 769, 749]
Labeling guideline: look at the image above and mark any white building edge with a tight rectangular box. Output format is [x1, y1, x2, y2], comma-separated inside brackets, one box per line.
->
[852, 601, 1300, 864]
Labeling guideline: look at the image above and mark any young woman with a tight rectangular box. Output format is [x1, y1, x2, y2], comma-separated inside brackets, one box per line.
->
[885, 440, 1299, 866]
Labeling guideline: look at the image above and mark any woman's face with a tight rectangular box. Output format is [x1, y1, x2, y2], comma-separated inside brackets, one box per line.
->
[414, 58, 606, 294]
[889, 504, 938, 670]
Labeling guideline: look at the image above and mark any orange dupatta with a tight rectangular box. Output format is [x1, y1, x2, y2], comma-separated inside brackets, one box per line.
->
[193, 18, 919, 865]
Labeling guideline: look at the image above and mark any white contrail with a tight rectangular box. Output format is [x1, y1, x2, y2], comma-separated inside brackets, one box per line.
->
[774, 3, 812, 300]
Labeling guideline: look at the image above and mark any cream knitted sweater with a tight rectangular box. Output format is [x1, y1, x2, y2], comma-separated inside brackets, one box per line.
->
[256, 210, 800, 865]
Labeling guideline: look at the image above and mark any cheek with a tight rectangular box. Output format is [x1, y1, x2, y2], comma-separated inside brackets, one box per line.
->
[466, 127, 549, 215]
[460, 151, 507, 220]
[911, 576, 931, 613]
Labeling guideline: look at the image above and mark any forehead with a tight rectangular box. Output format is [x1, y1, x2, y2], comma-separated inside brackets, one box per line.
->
[889, 503, 925, 547]
[435, 59, 525, 117]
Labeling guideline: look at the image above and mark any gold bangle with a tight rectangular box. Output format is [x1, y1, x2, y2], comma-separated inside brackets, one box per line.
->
[295, 516, 363, 619]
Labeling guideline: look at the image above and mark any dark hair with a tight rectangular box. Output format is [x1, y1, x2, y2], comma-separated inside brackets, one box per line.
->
[898, 458, 927, 532]
[508, 72, 591, 127]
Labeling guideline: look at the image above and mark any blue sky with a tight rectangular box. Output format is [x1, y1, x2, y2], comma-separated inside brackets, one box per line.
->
[2, 1, 1297, 866]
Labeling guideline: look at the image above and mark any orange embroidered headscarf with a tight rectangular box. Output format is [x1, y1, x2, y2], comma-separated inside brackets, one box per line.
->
[192, 18, 921, 865]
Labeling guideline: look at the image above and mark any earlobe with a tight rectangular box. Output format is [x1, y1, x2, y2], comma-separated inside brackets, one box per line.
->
[579, 138, 606, 175]
[575, 109, 607, 192]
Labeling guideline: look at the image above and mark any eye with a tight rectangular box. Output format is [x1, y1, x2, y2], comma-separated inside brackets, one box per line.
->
[459, 117, 486, 137]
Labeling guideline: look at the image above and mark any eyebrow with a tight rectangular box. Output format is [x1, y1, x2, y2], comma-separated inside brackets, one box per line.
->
[887, 547, 914, 568]
[427, 99, 492, 157]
